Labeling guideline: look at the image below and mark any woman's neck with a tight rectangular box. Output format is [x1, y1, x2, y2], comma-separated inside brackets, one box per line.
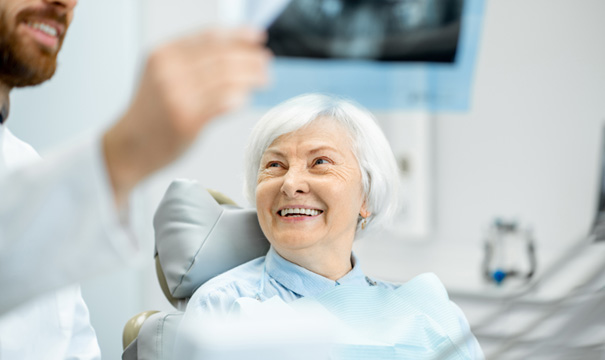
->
[274, 245, 354, 281]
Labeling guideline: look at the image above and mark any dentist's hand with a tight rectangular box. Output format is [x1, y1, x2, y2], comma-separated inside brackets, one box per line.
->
[103, 27, 271, 205]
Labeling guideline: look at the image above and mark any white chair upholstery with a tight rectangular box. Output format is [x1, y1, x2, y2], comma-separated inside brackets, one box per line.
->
[122, 179, 270, 360]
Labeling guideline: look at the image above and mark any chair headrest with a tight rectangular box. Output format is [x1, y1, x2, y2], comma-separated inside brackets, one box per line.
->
[153, 179, 269, 305]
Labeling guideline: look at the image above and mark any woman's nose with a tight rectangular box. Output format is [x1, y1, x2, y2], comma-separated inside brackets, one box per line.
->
[280, 168, 310, 198]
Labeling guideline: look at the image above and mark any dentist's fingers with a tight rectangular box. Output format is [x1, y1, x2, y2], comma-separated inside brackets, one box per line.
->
[103, 27, 272, 205]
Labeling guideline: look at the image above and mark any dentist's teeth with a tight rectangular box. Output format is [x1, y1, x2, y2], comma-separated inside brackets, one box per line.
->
[27, 21, 58, 37]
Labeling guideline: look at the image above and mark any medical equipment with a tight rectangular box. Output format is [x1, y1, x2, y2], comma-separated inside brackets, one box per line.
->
[591, 125, 605, 242]
[452, 126, 605, 359]
[482, 218, 537, 285]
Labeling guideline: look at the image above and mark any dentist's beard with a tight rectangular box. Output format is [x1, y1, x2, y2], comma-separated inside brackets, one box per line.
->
[0, 8, 65, 88]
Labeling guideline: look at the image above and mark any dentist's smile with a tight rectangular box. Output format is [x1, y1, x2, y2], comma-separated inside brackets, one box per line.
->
[19, 18, 63, 50]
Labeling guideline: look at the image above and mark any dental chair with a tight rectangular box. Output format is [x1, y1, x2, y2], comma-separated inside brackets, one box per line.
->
[122, 179, 270, 360]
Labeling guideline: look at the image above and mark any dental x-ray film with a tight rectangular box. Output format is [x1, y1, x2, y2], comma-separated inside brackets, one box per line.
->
[265, 0, 464, 62]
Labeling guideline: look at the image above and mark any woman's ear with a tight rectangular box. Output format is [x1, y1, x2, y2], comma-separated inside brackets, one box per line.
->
[360, 202, 371, 219]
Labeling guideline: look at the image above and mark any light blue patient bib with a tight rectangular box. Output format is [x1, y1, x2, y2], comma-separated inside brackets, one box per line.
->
[299, 273, 471, 359]
[230, 272, 473, 360]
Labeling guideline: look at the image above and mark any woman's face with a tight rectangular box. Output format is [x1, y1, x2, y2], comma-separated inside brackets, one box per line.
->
[255, 118, 368, 257]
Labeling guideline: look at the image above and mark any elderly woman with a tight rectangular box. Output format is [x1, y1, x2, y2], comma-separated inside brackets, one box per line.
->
[182, 93, 483, 358]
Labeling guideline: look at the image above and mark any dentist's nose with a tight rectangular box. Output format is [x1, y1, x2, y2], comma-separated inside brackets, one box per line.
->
[44, 0, 78, 13]
[280, 168, 309, 198]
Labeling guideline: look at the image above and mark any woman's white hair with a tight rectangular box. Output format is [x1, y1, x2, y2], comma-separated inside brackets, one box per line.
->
[244, 93, 400, 234]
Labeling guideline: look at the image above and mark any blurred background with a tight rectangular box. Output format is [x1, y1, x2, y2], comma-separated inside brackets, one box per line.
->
[8, 0, 605, 358]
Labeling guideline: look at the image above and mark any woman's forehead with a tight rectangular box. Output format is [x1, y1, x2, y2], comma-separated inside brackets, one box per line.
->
[264, 119, 353, 155]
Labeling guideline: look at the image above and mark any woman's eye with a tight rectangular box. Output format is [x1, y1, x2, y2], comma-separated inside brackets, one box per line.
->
[314, 158, 329, 165]
[267, 162, 281, 168]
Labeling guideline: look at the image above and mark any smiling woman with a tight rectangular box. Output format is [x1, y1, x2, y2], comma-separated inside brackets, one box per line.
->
[179, 93, 484, 359]
[244, 93, 400, 234]
[246, 94, 399, 280]
[255, 119, 369, 279]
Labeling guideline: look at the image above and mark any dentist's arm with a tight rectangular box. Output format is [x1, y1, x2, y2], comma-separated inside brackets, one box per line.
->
[0, 28, 270, 314]
[104, 28, 271, 206]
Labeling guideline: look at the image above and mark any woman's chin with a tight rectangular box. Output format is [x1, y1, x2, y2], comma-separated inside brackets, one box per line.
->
[270, 235, 320, 252]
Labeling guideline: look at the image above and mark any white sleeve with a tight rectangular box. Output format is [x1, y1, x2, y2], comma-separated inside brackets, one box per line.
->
[0, 136, 140, 315]
[62, 285, 102, 360]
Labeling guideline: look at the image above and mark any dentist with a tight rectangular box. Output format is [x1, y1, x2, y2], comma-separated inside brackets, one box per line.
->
[0, 0, 270, 359]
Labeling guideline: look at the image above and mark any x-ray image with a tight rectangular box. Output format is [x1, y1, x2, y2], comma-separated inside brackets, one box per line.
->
[267, 0, 464, 62]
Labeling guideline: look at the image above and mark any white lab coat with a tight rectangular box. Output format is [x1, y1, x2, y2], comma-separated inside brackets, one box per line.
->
[0, 124, 139, 359]
[0, 286, 100, 359]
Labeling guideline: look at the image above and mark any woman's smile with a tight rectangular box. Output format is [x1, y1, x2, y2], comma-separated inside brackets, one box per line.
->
[276, 206, 324, 224]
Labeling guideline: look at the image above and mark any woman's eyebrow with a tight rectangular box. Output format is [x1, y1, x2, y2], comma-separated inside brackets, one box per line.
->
[308, 145, 341, 155]
[262, 148, 286, 158]
[263, 145, 342, 158]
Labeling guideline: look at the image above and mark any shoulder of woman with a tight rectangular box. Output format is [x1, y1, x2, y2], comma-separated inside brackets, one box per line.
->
[188, 256, 266, 311]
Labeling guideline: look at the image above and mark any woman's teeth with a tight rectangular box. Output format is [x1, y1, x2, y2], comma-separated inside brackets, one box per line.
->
[280, 208, 321, 217]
